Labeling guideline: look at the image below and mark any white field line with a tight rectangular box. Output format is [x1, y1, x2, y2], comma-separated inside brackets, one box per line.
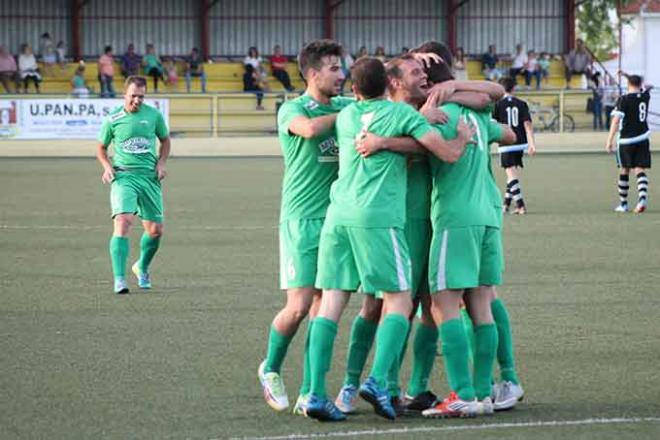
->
[0, 224, 275, 231]
[230, 417, 660, 440]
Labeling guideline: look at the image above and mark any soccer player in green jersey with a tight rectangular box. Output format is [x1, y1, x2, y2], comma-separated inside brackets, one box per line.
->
[96, 76, 170, 294]
[305, 57, 473, 422]
[257, 39, 353, 413]
[334, 55, 500, 416]
[414, 58, 517, 418]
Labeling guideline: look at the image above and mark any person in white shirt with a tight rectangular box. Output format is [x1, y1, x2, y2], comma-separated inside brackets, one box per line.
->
[508, 44, 527, 85]
[18, 43, 41, 93]
[524, 50, 541, 90]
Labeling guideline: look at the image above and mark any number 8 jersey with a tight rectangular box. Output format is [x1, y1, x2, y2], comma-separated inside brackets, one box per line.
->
[613, 89, 650, 145]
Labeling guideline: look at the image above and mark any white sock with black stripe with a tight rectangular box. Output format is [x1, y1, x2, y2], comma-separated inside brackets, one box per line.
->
[508, 178, 525, 209]
[637, 172, 648, 206]
[618, 174, 629, 206]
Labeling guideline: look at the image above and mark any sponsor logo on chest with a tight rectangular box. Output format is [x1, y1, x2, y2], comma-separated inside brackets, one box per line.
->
[318, 137, 339, 162]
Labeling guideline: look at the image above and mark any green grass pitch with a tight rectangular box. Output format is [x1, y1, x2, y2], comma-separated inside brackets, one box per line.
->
[1, 155, 659, 439]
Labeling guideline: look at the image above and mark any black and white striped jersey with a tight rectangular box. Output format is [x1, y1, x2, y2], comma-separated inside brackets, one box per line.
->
[613, 90, 650, 143]
[493, 96, 531, 145]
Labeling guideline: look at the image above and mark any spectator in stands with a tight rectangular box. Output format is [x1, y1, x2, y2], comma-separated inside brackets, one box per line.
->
[509, 43, 527, 84]
[589, 71, 604, 130]
[356, 46, 368, 59]
[243, 63, 264, 110]
[453, 47, 467, 80]
[184, 47, 206, 93]
[524, 50, 542, 90]
[165, 58, 179, 90]
[18, 43, 41, 93]
[244, 46, 269, 91]
[97, 45, 115, 98]
[0, 45, 18, 93]
[538, 51, 551, 85]
[340, 47, 354, 94]
[603, 76, 619, 129]
[401, 47, 410, 55]
[39, 32, 57, 76]
[481, 44, 502, 81]
[143, 44, 165, 92]
[269, 45, 294, 92]
[121, 43, 142, 79]
[564, 38, 592, 89]
[374, 46, 386, 63]
[71, 64, 90, 98]
[56, 41, 67, 67]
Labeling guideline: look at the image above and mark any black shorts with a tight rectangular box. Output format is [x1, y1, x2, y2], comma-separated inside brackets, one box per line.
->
[617, 140, 651, 169]
[500, 151, 524, 168]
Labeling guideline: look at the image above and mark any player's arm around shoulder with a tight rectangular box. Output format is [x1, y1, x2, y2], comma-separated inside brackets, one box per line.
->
[280, 99, 341, 139]
[417, 104, 475, 163]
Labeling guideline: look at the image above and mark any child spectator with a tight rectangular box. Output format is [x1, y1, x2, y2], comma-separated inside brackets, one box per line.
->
[538, 52, 551, 84]
[97, 45, 115, 97]
[165, 58, 179, 90]
[39, 32, 57, 76]
[56, 41, 67, 67]
[71, 64, 90, 98]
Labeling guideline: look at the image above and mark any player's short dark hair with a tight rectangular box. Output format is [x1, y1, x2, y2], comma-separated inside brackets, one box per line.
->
[124, 75, 147, 90]
[411, 40, 453, 68]
[297, 39, 343, 79]
[351, 57, 387, 99]
[385, 54, 417, 80]
[628, 75, 643, 87]
[410, 41, 454, 84]
[500, 77, 516, 93]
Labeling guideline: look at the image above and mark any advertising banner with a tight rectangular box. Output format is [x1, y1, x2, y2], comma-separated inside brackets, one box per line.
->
[0, 99, 169, 140]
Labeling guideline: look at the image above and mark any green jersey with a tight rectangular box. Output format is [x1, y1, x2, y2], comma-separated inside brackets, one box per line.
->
[407, 155, 431, 220]
[326, 99, 433, 229]
[98, 104, 168, 171]
[277, 93, 353, 222]
[430, 103, 503, 229]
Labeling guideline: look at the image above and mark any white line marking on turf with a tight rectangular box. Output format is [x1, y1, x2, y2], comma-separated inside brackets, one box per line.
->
[0, 225, 275, 231]
[230, 417, 660, 440]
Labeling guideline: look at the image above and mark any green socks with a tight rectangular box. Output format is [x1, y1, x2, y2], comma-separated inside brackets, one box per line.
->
[343, 315, 378, 387]
[439, 318, 475, 401]
[473, 323, 498, 399]
[299, 320, 314, 396]
[369, 313, 409, 389]
[386, 322, 411, 396]
[406, 322, 438, 397]
[264, 326, 293, 374]
[460, 307, 476, 366]
[138, 233, 161, 273]
[309, 317, 338, 398]
[109, 236, 129, 278]
[491, 298, 520, 384]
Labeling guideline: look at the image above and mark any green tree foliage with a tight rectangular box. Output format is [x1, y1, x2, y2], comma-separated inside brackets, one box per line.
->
[576, 0, 630, 60]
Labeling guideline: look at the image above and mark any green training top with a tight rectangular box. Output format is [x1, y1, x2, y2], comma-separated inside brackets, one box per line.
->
[98, 103, 169, 171]
[407, 155, 431, 221]
[326, 99, 433, 229]
[277, 93, 353, 222]
[430, 102, 504, 229]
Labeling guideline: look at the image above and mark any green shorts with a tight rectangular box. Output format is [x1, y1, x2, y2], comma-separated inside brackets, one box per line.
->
[279, 218, 324, 290]
[428, 225, 503, 292]
[110, 171, 163, 223]
[316, 223, 412, 294]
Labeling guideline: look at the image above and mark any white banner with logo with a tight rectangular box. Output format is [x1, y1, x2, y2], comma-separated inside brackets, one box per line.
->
[0, 99, 169, 140]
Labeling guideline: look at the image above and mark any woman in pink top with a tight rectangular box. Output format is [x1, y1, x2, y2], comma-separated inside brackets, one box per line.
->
[98, 45, 116, 97]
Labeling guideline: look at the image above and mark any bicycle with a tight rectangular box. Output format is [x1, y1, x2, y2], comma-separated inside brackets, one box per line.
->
[529, 101, 575, 132]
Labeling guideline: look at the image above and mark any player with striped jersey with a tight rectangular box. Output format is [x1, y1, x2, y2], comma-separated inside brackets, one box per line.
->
[606, 73, 653, 213]
[493, 77, 537, 214]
